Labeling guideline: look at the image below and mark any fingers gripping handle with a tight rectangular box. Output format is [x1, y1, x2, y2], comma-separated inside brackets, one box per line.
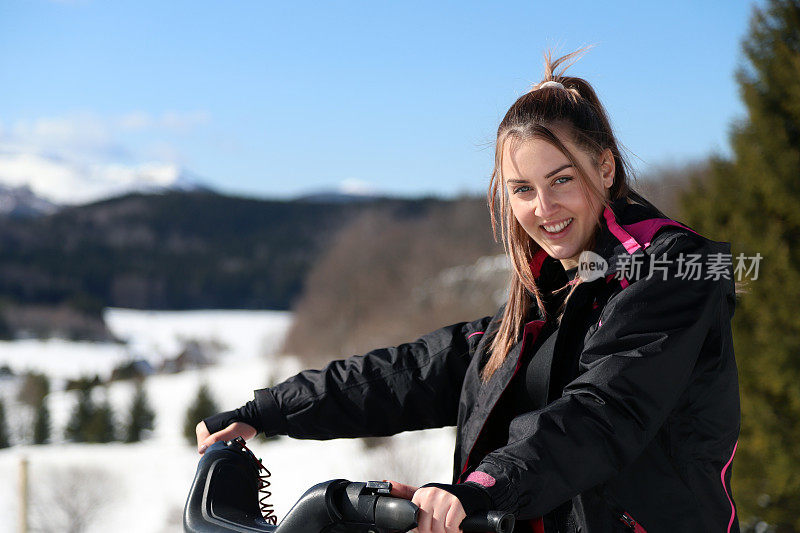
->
[375, 479, 513, 533]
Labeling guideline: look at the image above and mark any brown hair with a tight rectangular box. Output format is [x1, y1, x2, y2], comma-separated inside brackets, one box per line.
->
[482, 48, 633, 382]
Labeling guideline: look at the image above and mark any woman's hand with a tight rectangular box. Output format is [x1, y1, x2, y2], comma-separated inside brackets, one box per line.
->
[388, 480, 466, 533]
[195, 420, 257, 454]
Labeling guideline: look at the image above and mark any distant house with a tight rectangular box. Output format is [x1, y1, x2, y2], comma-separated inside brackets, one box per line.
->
[160, 340, 214, 373]
[110, 359, 156, 381]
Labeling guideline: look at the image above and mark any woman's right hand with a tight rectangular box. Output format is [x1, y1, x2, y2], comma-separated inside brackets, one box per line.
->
[195, 420, 257, 454]
[388, 480, 467, 533]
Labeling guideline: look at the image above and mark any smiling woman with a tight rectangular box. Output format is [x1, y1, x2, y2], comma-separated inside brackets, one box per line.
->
[501, 139, 613, 269]
[195, 48, 741, 533]
[482, 49, 637, 386]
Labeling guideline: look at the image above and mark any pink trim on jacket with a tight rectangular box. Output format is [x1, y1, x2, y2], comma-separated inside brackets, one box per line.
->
[603, 207, 699, 255]
[530, 248, 549, 278]
[622, 218, 699, 249]
[467, 331, 485, 339]
[721, 440, 739, 533]
[464, 470, 496, 487]
[603, 207, 700, 292]
[603, 207, 642, 254]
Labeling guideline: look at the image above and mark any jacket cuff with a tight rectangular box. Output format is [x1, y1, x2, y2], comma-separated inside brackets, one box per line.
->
[253, 388, 288, 437]
[421, 482, 494, 516]
[470, 462, 520, 513]
[203, 409, 239, 434]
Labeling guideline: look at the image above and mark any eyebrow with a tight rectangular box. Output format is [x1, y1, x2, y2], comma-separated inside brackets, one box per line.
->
[506, 163, 573, 183]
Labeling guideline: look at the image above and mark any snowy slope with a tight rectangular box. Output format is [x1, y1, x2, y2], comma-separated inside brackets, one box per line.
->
[0, 308, 294, 383]
[0, 309, 456, 533]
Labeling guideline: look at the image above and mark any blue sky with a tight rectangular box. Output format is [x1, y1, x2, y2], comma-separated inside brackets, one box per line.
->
[0, 0, 761, 202]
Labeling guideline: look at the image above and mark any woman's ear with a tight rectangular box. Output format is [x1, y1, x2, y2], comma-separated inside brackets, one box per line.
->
[599, 148, 615, 189]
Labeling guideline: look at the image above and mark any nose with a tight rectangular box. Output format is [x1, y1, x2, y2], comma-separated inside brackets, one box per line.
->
[534, 189, 559, 219]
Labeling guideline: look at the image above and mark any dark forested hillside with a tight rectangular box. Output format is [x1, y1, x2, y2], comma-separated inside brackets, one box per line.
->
[0, 191, 454, 314]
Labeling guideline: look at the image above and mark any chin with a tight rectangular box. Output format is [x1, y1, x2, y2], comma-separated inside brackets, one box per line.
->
[540, 244, 574, 260]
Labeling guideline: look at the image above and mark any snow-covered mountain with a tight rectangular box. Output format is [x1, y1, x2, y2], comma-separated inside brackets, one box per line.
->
[0, 183, 58, 218]
[0, 148, 211, 206]
[294, 178, 385, 203]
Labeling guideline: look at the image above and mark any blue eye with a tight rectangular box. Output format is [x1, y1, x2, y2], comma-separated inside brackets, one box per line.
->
[513, 185, 533, 194]
[554, 176, 572, 185]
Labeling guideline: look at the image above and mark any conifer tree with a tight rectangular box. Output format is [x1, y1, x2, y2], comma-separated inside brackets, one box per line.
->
[87, 398, 116, 443]
[0, 306, 12, 340]
[0, 399, 10, 448]
[33, 402, 51, 445]
[679, 0, 800, 528]
[125, 383, 155, 443]
[183, 383, 218, 446]
[65, 384, 95, 443]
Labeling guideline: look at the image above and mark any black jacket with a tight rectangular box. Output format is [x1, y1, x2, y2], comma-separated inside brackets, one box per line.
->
[250, 196, 741, 533]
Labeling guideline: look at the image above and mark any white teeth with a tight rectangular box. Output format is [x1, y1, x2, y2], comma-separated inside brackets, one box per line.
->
[543, 218, 573, 233]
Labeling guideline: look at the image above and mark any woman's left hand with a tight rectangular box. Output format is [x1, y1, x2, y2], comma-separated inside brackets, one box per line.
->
[388, 480, 466, 533]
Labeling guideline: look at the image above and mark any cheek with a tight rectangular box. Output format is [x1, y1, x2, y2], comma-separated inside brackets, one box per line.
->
[564, 190, 597, 218]
[508, 198, 537, 232]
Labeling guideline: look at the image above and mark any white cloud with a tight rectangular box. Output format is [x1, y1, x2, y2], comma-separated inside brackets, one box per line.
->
[9, 110, 210, 154]
[143, 141, 184, 163]
[12, 113, 113, 154]
[117, 111, 154, 131]
[116, 110, 210, 133]
[159, 110, 210, 132]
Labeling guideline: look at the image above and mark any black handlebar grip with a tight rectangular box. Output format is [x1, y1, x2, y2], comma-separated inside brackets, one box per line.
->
[460, 511, 516, 533]
[374, 496, 419, 530]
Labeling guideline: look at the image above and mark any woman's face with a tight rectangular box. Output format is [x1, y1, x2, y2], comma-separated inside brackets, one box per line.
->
[501, 135, 614, 270]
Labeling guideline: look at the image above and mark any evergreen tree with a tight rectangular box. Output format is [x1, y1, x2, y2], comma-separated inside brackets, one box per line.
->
[87, 398, 116, 443]
[0, 303, 12, 340]
[125, 383, 155, 443]
[183, 383, 218, 446]
[65, 384, 96, 443]
[0, 399, 10, 448]
[679, 1, 800, 529]
[33, 402, 51, 445]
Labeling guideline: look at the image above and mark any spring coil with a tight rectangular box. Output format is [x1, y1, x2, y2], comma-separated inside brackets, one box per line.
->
[234, 438, 278, 525]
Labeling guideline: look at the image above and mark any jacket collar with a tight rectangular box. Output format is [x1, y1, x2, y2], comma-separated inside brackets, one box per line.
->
[528, 194, 691, 286]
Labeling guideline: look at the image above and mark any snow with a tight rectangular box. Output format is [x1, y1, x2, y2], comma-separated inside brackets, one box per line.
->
[0, 146, 207, 205]
[0, 309, 457, 533]
[0, 309, 294, 384]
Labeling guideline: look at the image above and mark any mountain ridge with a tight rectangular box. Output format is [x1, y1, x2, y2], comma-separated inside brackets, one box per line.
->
[0, 190, 474, 320]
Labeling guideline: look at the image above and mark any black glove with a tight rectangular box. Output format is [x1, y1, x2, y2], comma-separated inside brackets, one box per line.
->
[420, 482, 494, 516]
[202, 400, 263, 434]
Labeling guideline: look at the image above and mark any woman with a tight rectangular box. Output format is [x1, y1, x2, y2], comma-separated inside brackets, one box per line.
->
[197, 50, 740, 533]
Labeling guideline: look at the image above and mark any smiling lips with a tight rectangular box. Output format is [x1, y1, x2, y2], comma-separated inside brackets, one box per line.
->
[541, 217, 574, 235]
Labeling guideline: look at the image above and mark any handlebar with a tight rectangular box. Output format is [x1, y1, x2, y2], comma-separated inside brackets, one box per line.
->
[183, 439, 515, 533]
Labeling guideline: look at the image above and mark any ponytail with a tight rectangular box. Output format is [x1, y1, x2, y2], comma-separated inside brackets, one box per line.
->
[482, 47, 633, 382]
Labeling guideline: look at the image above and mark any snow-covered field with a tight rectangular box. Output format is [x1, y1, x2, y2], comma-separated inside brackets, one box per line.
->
[0, 309, 456, 532]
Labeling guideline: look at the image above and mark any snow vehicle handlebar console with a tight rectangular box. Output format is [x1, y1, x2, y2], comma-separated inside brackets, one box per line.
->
[183, 438, 515, 533]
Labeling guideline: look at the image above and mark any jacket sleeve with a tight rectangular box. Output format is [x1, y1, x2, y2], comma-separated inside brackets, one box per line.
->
[467, 233, 728, 517]
[253, 314, 494, 439]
